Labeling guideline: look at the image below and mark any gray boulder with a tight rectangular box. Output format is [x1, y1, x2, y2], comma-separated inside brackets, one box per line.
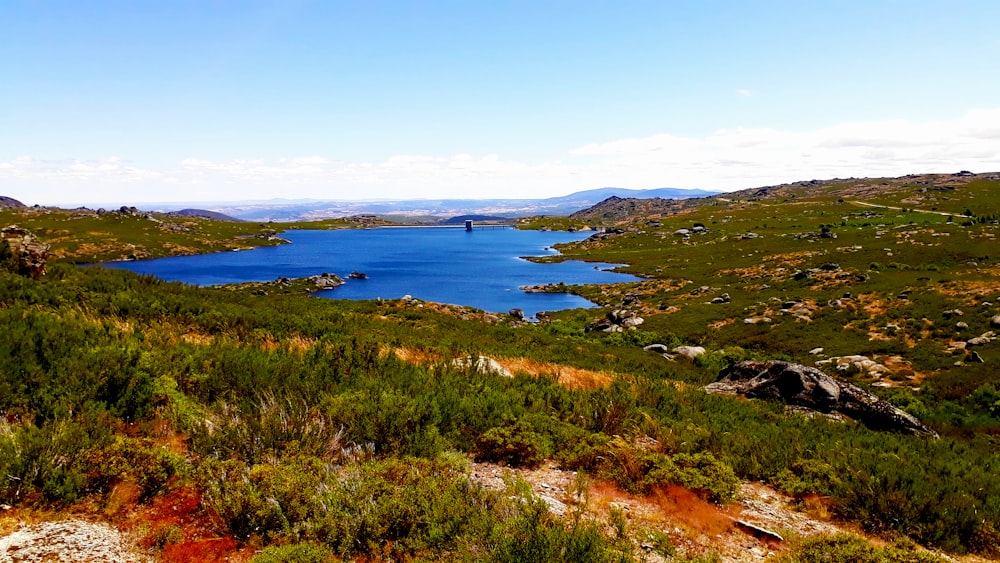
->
[673, 345, 706, 360]
[706, 360, 937, 437]
[309, 272, 344, 289]
[967, 332, 994, 347]
[454, 356, 514, 378]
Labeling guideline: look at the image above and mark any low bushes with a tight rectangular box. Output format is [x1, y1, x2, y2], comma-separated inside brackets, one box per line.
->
[201, 453, 633, 561]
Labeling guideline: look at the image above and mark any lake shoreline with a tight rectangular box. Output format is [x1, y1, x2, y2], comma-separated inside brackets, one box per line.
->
[102, 227, 639, 318]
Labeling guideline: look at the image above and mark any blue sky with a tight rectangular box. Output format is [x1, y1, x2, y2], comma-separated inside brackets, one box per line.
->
[3, 1, 999, 205]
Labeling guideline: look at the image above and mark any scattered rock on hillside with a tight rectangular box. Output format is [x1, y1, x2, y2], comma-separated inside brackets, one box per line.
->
[966, 332, 994, 347]
[815, 355, 889, 378]
[1, 225, 50, 279]
[587, 309, 644, 332]
[309, 272, 344, 289]
[991, 315, 1000, 329]
[673, 346, 706, 360]
[707, 360, 937, 437]
[454, 356, 513, 378]
[569, 196, 686, 222]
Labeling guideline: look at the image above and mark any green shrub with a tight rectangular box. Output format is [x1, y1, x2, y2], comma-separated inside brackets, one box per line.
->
[0, 240, 19, 274]
[476, 421, 549, 467]
[83, 435, 183, 498]
[773, 458, 839, 498]
[148, 524, 183, 549]
[201, 457, 329, 541]
[488, 492, 631, 563]
[250, 543, 335, 563]
[645, 452, 739, 502]
[778, 533, 945, 562]
[0, 414, 113, 505]
[593, 438, 737, 502]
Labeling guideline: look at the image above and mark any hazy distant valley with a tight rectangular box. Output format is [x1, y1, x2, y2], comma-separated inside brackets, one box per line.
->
[155, 187, 718, 222]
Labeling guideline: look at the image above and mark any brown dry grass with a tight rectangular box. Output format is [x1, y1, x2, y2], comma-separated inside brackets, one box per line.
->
[390, 348, 615, 390]
[857, 294, 890, 316]
[392, 347, 444, 364]
[709, 318, 735, 330]
[935, 276, 1000, 304]
[256, 335, 316, 352]
[761, 250, 821, 265]
[180, 332, 214, 346]
[718, 264, 777, 279]
[496, 357, 614, 390]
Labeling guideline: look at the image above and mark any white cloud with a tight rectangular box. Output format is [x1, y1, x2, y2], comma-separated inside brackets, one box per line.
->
[737, 88, 752, 97]
[3, 109, 1000, 205]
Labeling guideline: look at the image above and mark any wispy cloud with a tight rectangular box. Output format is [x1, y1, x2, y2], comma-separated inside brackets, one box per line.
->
[4, 109, 999, 205]
[737, 88, 752, 97]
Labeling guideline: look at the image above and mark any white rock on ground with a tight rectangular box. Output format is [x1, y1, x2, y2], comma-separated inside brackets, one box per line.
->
[0, 520, 147, 563]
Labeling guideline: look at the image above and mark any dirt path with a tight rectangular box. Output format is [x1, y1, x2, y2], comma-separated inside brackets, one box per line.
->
[851, 200, 957, 218]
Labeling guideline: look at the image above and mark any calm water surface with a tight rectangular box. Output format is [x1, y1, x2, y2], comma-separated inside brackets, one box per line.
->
[103, 228, 640, 318]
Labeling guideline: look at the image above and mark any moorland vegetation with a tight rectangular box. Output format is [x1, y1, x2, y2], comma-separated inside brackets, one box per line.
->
[2, 172, 1000, 561]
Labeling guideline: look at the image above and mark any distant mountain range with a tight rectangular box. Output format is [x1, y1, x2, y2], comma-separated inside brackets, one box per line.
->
[162, 187, 718, 222]
[166, 208, 244, 222]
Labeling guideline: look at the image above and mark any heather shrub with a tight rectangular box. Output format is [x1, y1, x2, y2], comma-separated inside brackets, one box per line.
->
[476, 421, 549, 467]
[250, 543, 335, 563]
[778, 533, 946, 562]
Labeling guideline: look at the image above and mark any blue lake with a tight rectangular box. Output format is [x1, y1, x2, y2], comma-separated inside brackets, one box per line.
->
[103, 228, 640, 318]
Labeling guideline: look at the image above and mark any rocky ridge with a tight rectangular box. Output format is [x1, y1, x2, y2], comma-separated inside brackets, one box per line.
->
[0, 225, 50, 279]
[569, 195, 694, 223]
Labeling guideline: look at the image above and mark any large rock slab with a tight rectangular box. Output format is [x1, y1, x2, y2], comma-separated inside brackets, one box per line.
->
[707, 360, 937, 437]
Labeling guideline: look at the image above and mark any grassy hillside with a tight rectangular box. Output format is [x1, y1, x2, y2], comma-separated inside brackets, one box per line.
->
[2, 174, 1000, 561]
[0, 205, 378, 263]
[529, 172, 1000, 436]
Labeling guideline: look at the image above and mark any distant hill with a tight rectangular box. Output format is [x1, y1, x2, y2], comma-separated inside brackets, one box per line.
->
[168, 209, 244, 222]
[569, 195, 694, 222]
[440, 214, 511, 225]
[0, 196, 26, 208]
[207, 187, 717, 222]
[544, 187, 717, 205]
